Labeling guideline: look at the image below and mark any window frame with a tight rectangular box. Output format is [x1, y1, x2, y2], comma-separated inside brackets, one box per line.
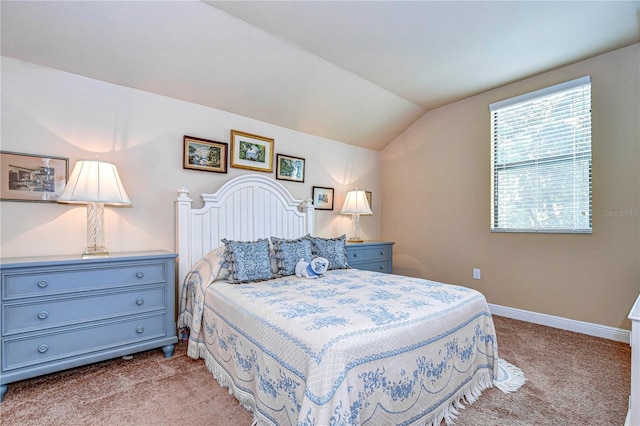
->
[490, 76, 593, 234]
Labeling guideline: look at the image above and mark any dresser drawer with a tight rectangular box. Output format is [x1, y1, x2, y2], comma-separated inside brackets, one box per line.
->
[347, 246, 391, 263]
[2, 285, 166, 335]
[2, 313, 168, 371]
[2, 261, 167, 300]
[349, 260, 391, 273]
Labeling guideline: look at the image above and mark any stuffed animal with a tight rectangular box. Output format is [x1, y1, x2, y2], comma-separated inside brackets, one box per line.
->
[295, 257, 330, 279]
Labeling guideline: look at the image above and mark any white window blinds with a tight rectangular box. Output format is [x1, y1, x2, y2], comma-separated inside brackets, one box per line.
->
[490, 76, 592, 233]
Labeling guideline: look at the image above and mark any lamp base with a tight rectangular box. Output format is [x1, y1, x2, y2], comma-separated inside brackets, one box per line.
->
[347, 238, 365, 243]
[83, 202, 109, 258]
[82, 246, 110, 258]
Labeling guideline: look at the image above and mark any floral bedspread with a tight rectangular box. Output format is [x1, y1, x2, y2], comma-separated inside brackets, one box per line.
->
[179, 267, 499, 426]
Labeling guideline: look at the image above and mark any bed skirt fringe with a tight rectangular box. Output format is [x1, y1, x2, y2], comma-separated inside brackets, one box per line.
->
[190, 342, 525, 426]
[196, 343, 273, 426]
[494, 358, 527, 394]
[177, 311, 193, 329]
[415, 358, 525, 426]
[422, 369, 495, 426]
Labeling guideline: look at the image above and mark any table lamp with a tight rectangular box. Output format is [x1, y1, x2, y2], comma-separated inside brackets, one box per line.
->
[340, 189, 372, 243]
[58, 159, 131, 257]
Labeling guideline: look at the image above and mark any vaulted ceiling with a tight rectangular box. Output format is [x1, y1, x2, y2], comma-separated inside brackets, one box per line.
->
[2, 1, 638, 150]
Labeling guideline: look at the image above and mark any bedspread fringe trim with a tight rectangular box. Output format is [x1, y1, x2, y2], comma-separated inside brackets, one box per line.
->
[411, 358, 525, 426]
[190, 344, 524, 426]
[177, 311, 192, 329]
[493, 358, 526, 394]
[422, 369, 494, 426]
[195, 343, 273, 426]
[428, 358, 527, 426]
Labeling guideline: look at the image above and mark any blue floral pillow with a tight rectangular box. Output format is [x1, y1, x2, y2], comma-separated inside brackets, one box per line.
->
[221, 238, 273, 283]
[271, 236, 313, 276]
[308, 235, 349, 270]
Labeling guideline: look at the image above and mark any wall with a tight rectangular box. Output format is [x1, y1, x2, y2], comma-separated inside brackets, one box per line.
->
[381, 44, 640, 330]
[0, 57, 381, 258]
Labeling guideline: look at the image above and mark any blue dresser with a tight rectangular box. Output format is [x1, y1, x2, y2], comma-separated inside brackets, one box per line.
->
[346, 241, 394, 273]
[0, 251, 178, 402]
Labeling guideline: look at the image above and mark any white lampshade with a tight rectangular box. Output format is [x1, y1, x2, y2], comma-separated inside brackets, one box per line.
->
[340, 190, 372, 215]
[58, 160, 131, 205]
[58, 159, 131, 257]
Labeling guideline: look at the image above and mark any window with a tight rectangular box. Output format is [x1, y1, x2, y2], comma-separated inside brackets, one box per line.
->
[490, 76, 592, 233]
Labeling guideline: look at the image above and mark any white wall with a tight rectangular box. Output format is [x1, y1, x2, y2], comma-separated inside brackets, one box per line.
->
[0, 57, 381, 258]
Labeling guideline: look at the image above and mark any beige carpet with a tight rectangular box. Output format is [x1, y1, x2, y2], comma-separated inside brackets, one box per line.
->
[0, 316, 630, 425]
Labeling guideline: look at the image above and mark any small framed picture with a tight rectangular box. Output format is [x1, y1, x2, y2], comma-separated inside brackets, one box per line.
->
[365, 191, 372, 209]
[230, 129, 274, 173]
[183, 136, 228, 173]
[312, 186, 334, 210]
[0, 151, 69, 202]
[275, 154, 305, 183]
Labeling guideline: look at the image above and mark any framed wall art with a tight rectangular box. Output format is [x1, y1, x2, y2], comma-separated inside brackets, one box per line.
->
[365, 191, 372, 209]
[183, 135, 228, 173]
[0, 151, 69, 202]
[275, 154, 305, 183]
[312, 186, 334, 210]
[230, 129, 274, 173]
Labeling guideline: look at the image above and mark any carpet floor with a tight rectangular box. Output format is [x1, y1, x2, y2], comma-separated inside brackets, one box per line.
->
[0, 315, 630, 425]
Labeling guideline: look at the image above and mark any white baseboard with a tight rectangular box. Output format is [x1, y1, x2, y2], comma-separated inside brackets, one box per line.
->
[625, 407, 631, 426]
[488, 303, 631, 344]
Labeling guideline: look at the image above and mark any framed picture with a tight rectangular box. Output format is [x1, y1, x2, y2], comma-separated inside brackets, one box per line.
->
[365, 191, 372, 208]
[312, 186, 334, 210]
[0, 151, 69, 202]
[183, 135, 228, 173]
[230, 129, 274, 173]
[275, 154, 305, 183]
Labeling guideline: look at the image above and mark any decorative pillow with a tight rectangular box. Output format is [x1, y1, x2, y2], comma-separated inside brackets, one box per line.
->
[308, 234, 349, 270]
[271, 236, 313, 276]
[221, 238, 273, 283]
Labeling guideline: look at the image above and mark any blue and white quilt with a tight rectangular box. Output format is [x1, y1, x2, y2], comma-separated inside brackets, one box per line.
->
[179, 265, 499, 426]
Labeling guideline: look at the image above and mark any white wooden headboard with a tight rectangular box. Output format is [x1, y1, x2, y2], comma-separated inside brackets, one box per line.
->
[175, 174, 315, 285]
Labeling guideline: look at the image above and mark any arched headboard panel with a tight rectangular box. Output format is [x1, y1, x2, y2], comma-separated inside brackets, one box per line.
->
[176, 174, 315, 286]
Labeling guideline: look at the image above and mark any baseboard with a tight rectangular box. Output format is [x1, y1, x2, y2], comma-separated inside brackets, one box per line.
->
[488, 303, 631, 344]
[625, 407, 630, 426]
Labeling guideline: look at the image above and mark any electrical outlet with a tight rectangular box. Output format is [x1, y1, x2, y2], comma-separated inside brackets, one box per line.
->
[473, 268, 481, 280]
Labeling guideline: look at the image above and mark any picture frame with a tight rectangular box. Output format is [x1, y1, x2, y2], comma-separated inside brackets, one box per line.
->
[183, 135, 228, 174]
[275, 154, 305, 183]
[312, 186, 334, 210]
[365, 191, 372, 209]
[230, 129, 274, 173]
[0, 151, 69, 202]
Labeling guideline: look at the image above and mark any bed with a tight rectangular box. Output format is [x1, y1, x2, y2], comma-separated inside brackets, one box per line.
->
[176, 174, 522, 426]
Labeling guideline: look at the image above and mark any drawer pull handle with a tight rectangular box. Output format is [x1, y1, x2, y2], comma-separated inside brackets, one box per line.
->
[38, 344, 49, 353]
[380, 265, 385, 270]
[380, 251, 384, 255]
[136, 298, 144, 306]
[136, 272, 145, 279]
[136, 326, 144, 334]
[353, 253, 358, 258]
[37, 280, 48, 288]
[38, 311, 49, 320]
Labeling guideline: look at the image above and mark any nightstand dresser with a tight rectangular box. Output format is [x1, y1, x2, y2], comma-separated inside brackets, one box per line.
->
[346, 241, 394, 274]
[0, 251, 178, 402]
